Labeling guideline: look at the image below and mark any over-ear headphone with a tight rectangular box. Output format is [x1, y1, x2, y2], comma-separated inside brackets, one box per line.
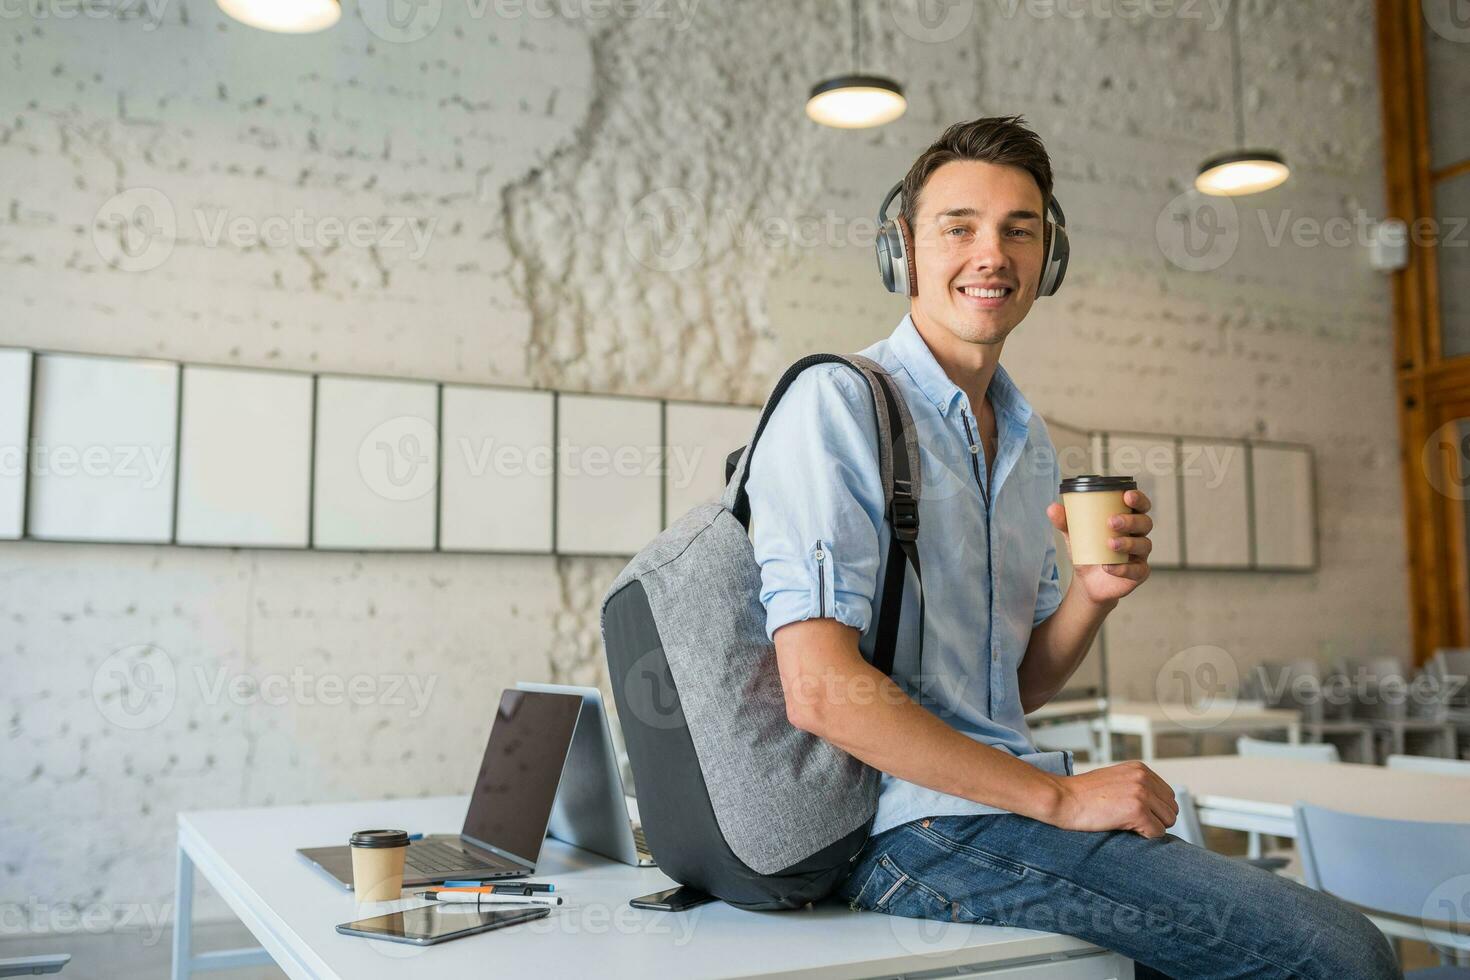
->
[874, 181, 1070, 299]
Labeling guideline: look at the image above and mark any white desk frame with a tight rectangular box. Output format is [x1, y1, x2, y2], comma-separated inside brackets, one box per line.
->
[172, 795, 1135, 980]
[1094, 700, 1302, 762]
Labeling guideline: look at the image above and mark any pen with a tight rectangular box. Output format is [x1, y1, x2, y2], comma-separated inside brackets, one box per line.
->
[441, 880, 554, 893]
[435, 885, 549, 896]
[421, 891, 563, 907]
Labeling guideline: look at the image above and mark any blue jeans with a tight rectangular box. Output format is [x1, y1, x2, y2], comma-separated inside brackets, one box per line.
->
[839, 814, 1401, 979]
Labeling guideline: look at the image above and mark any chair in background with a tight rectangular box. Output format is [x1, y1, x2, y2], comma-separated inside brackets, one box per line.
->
[1237, 734, 1341, 763]
[1245, 660, 1374, 762]
[0, 954, 70, 977]
[1428, 649, 1470, 761]
[1336, 656, 1458, 763]
[1295, 802, 1470, 973]
[1388, 754, 1470, 777]
[1232, 735, 1339, 857]
[1030, 718, 1102, 762]
[1169, 787, 1292, 875]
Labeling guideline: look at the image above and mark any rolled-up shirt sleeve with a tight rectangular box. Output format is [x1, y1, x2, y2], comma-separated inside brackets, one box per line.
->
[743, 364, 886, 641]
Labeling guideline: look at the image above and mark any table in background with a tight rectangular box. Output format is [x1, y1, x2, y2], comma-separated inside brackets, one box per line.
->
[1135, 755, 1470, 838]
[1094, 700, 1302, 762]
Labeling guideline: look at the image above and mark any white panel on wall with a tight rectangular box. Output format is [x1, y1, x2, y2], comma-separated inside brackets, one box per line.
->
[1250, 444, 1316, 569]
[0, 349, 31, 539]
[27, 354, 178, 543]
[440, 385, 554, 553]
[663, 402, 759, 523]
[555, 393, 662, 555]
[176, 366, 313, 548]
[313, 376, 438, 550]
[1047, 420, 1100, 480]
[1180, 438, 1251, 568]
[1106, 434, 1182, 569]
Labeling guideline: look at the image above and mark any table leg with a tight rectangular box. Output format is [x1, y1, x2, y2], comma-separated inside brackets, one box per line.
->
[1140, 727, 1156, 762]
[172, 842, 193, 980]
[1287, 722, 1301, 745]
[1096, 720, 1114, 764]
[169, 835, 274, 978]
[1359, 730, 1373, 764]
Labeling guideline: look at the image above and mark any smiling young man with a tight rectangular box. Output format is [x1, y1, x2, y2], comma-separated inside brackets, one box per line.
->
[743, 117, 1397, 979]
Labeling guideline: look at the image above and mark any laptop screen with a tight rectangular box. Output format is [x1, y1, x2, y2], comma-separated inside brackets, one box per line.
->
[461, 689, 582, 866]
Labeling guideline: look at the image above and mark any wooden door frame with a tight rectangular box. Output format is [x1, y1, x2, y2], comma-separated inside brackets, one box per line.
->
[1377, 0, 1470, 663]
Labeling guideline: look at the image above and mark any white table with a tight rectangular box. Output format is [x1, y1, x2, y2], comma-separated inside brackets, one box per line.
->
[1136, 755, 1470, 839]
[1095, 700, 1302, 762]
[173, 795, 1135, 980]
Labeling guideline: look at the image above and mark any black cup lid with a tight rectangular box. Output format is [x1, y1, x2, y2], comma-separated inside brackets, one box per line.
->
[1059, 474, 1137, 494]
[350, 829, 409, 848]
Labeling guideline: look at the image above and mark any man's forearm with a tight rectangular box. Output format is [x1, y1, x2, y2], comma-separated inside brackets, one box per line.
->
[782, 649, 1065, 821]
[1016, 582, 1115, 713]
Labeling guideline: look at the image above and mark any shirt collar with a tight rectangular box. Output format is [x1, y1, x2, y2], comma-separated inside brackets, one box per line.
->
[889, 314, 1034, 426]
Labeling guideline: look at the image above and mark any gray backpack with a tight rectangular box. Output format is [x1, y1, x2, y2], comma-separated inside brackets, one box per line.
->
[600, 353, 925, 910]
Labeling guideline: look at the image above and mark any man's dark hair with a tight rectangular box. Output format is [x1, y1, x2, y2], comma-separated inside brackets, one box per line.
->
[899, 115, 1053, 231]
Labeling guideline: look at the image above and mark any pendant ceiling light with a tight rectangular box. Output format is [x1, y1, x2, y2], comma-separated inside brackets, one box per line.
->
[217, 0, 340, 33]
[806, 0, 907, 129]
[1195, 0, 1288, 196]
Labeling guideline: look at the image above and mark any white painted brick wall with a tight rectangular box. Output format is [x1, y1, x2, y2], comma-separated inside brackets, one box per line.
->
[0, 0, 1408, 932]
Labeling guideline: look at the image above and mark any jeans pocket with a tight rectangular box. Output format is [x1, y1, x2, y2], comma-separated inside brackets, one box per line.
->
[850, 852, 983, 923]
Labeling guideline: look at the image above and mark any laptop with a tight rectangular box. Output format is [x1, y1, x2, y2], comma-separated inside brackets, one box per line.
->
[515, 682, 656, 867]
[298, 688, 582, 890]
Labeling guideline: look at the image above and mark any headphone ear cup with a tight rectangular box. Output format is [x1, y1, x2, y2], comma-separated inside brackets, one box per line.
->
[1040, 220, 1069, 297]
[896, 215, 917, 298]
[875, 221, 901, 294]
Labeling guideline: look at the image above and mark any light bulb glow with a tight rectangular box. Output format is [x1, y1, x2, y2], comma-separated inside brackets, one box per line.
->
[805, 76, 907, 129]
[1195, 151, 1290, 196]
[217, 0, 340, 33]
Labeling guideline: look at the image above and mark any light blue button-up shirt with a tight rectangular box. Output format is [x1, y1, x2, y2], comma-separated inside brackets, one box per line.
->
[745, 314, 1073, 835]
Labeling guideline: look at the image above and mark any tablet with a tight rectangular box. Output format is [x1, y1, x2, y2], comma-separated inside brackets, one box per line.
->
[336, 903, 549, 945]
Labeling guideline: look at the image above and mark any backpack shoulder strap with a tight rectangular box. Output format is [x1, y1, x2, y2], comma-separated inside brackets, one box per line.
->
[722, 353, 924, 680]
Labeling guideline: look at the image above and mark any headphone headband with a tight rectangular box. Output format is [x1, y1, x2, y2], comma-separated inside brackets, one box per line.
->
[873, 181, 1069, 299]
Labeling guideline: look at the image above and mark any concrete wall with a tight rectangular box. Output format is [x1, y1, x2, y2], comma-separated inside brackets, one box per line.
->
[1, 0, 1405, 935]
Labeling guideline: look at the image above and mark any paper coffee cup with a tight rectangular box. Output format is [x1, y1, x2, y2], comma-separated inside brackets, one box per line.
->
[1059, 475, 1138, 566]
[349, 829, 409, 902]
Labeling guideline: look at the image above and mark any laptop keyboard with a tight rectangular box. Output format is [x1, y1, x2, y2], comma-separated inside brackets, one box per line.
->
[406, 841, 511, 874]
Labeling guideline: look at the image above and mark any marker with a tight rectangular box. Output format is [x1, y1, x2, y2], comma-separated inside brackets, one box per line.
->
[421, 891, 563, 907]
[441, 881, 554, 893]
